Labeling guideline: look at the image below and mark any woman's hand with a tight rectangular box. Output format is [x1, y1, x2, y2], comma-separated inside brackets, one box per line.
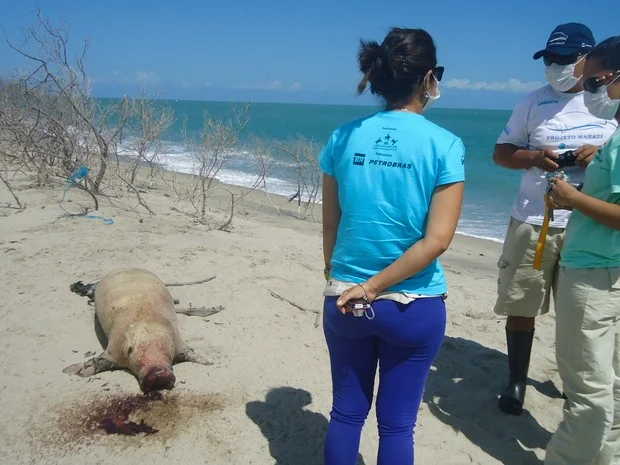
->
[575, 144, 599, 168]
[336, 283, 377, 314]
[549, 177, 581, 209]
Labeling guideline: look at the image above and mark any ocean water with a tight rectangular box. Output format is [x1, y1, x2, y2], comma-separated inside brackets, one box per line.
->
[108, 99, 520, 243]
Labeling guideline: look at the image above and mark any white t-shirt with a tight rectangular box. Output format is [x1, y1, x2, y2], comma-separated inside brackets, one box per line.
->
[497, 85, 618, 228]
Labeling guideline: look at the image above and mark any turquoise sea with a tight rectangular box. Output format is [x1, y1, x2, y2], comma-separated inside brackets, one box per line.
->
[111, 99, 520, 243]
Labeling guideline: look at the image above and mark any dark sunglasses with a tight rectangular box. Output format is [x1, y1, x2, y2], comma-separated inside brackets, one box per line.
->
[584, 71, 620, 93]
[543, 54, 583, 66]
[433, 66, 444, 82]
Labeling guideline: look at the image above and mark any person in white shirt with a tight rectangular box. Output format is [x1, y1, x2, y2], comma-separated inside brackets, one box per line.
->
[492, 22, 618, 416]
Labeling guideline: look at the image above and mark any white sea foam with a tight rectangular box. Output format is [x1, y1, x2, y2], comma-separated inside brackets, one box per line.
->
[120, 139, 507, 243]
[455, 230, 504, 244]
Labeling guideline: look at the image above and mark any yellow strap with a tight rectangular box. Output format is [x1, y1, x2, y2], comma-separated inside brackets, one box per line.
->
[533, 196, 552, 270]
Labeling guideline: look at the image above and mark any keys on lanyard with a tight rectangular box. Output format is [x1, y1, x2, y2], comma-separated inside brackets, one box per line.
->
[534, 171, 567, 271]
[545, 183, 555, 222]
[545, 170, 570, 223]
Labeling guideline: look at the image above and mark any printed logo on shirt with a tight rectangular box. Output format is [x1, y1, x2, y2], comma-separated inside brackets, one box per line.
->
[546, 115, 611, 134]
[548, 134, 606, 142]
[537, 99, 560, 106]
[353, 153, 366, 166]
[558, 143, 581, 150]
[368, 159, 412, 169]
[547, 123, 609, 132]
[545, 115, 613, 144]
[503, 126, 511, 136]
[373, 133, 398, 151]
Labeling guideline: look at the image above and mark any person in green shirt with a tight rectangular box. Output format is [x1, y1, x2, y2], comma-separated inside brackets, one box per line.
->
[544, 36, 620, 465]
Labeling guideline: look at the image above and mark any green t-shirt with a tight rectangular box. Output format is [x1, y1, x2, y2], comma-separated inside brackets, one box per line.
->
[561, 128, 620, 269]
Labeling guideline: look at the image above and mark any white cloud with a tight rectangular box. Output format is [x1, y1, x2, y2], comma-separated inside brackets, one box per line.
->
[443, 78, 543, 93]
[230, 80, 302, 91]
[135, 71, 161, 85]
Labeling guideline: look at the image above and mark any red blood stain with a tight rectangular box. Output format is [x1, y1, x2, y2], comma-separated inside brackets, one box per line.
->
[91, 391, 162, 436]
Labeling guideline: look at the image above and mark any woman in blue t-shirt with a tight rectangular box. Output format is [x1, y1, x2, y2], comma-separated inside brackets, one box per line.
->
[545, 36, 620, 465]
[319, 27, 465, 465]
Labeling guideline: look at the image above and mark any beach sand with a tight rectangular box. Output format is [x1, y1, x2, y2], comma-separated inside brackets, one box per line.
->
[0, 166, 564, 464]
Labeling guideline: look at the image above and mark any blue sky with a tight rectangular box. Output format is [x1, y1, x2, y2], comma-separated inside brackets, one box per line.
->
[0, 0, 617, 110]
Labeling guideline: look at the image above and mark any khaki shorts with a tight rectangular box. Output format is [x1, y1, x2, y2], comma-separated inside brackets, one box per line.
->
[493, 217, 565, 318]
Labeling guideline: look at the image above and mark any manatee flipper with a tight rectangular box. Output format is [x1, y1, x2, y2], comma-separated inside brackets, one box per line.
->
[175, 305, 225, 318]
[63, 352, 120, 377]
[174, 347, 213, 366]
[69, 280, 98, 302]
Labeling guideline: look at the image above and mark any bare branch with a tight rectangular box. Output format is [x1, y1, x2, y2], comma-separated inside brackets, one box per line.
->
[268, 289, 321, 327]
[165, 275, 216, 287]
[271, 135, 322, 220]
[218, 189, 235, 232]
[116, 172, 155, 216]
[175, 305, 225, 318]
[0, 170, 24, 209]
[185, 102, 252, 226]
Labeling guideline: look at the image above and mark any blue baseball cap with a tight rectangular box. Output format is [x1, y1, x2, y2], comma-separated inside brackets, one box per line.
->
[533, 23, 595, 59]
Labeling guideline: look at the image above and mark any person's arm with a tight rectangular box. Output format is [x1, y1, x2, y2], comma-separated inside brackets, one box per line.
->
[549, 142, 620, 230]
[322, 173, 341, 272]
[365, 181, 464, 295]
[570, 192, 620, 230]
[493, 143, 559, 171]
[318, 131, 339, 277]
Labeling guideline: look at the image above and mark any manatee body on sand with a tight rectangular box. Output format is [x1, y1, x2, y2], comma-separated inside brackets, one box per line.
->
[64, 268, 214, 393]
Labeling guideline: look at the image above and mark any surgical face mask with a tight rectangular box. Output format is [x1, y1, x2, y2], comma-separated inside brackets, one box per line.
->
[584, 74, 620, 120]
[422, 75, 440, 111]
[545, 55, 585, 92]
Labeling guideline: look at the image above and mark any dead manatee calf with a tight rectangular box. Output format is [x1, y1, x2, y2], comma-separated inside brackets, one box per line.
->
[64, 268, 217, 393]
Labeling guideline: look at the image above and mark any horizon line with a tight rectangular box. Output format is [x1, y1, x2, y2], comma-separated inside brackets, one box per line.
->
[92, 94, 512, 113]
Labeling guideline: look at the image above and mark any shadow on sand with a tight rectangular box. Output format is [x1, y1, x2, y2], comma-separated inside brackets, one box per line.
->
[246, 386, 366, 465]
[424, 336, 558, 465]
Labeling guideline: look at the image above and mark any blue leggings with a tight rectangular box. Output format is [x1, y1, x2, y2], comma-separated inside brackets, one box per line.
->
[322, 295, 446, 465]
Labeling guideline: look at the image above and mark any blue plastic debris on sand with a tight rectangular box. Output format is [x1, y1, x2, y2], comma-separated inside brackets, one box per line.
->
[60, 166, 115, 225]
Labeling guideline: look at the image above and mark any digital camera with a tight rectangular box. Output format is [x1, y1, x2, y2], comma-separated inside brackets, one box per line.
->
[556, 150, 578, 169]
[346, 299, 371, 317]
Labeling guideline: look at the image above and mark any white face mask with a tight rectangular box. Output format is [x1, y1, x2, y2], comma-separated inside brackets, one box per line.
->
[422, 75, 440, 111]
[545, 55, 585, 92]
[584, 74, 620, 120]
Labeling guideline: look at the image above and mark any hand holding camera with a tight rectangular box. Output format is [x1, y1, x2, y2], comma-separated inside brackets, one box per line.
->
[345, 299, 372, 317]
[532, 148, 560, 172]
[555, 150, 578, 169]
[574, 144, 599, 168]
[536, 144, 599, 172]
[336, 283, 377, 319]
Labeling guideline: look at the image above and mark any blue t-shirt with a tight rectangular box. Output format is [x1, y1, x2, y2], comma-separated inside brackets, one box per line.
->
[319, 110, 466, 295]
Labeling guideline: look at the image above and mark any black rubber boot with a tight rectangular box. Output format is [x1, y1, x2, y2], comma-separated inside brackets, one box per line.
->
[498, 328, 535, 416]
